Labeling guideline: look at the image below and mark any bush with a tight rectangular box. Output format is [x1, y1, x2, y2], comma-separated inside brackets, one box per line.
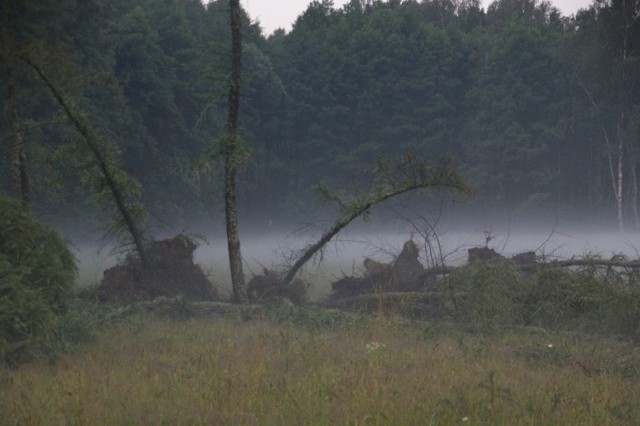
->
[444, 258, 526, 331]
[0, 193, 77, 365]
[524, 266, 611, 330]
[601, 290, 640, 340]
[444, 256, 640, 341]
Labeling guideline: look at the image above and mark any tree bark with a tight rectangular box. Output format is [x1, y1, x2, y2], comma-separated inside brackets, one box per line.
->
[631, 158, 639, 229]
[225, 0, 247, 303]
[2, 0, 30, 208]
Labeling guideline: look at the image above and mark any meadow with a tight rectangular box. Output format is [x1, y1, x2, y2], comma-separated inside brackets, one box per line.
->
[4, 226, 640, 424]
[2, 305, 639, 425]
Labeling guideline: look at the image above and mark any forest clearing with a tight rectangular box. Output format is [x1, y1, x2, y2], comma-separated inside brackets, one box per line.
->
[2, 308, 640, 424]
[4, 227, 640, 424]
[2, 0, 640, 423]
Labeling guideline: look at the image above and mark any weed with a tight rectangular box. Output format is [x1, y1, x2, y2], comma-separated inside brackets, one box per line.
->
[445, 258, 525, 331]
[2, 313, 639, 424]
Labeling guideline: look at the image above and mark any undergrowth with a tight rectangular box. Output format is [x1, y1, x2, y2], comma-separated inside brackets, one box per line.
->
[3, 237, 640, 423]
[0, 193, 79, 366]
[444, 257, 640, 340]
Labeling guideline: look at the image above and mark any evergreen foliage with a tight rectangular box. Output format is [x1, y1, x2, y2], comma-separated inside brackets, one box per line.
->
[1, 0, 639, 225]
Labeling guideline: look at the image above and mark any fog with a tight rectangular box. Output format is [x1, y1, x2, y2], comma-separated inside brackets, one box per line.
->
[74, 214, 640, 301]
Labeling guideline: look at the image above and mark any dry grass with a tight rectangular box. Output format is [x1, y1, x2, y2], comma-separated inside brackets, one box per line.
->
[1, 311, 639, 425]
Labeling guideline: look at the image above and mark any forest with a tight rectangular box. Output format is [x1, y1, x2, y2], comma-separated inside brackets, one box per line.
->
[4, 3, 640, 422]
[1, 0, 639, 235]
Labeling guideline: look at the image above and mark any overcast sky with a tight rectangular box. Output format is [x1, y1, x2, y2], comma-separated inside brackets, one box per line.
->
[241, 0, 595, 35]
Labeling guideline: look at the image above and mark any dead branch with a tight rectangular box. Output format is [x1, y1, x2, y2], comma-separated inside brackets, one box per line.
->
[101, 296, 264, 322]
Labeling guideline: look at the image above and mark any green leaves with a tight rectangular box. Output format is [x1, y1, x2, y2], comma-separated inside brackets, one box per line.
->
[4, 0, 639, 226]
[284, 149, 470, 284]
[0, 192, 77, 365]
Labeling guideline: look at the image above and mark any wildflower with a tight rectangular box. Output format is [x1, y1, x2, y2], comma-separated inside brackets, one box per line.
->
[365, 341, 386, 353]
[462, 416, 469, 422]
[546, 343, 554, 349]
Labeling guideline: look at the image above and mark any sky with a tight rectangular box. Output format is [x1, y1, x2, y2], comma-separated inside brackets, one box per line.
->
[241, 0, 595, 35]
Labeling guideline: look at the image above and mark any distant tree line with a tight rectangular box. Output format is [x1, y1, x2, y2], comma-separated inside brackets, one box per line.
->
[1, 0, 639, 231]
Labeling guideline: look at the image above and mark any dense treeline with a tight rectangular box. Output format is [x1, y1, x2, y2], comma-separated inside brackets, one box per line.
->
[1, 0, 639, 233]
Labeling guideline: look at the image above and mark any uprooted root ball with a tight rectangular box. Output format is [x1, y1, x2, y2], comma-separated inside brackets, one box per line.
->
[96, 235, 218, 303]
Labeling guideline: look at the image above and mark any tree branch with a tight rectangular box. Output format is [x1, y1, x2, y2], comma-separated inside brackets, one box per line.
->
[283, 150, 472, 284]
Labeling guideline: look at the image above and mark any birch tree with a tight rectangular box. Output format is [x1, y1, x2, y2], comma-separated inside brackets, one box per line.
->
[574, 0, 640, 231]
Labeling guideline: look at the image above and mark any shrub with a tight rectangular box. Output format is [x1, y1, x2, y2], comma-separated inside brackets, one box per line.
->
[445, 257, 640, 340]
[0, 193, 77, 365]
[601, 290, 640, 340]
[444, 258, 526, 330]
[524, 266, 611, 330]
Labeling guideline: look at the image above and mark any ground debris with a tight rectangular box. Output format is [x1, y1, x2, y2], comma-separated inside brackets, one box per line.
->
[247, 268, 309, 304]
[329, 239, 437, 300]
[101, 295, 264, 321]
[96, 235, 218, 303]
[467, 246, 503, 262]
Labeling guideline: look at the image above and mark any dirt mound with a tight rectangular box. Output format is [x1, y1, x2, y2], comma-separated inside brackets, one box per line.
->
[247, 268, 308, 304]
[96, 235, 218, 303]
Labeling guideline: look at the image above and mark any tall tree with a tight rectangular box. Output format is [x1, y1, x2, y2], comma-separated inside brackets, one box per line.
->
[21, 53, 150, 267]
[1, 0, 29, 207]
[462, 2, 568, 208]
[225, 0, 247, 303]
[573, 0, 640, 230]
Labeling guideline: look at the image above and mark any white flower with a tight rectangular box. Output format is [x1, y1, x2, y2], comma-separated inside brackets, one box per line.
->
[462, 416, 469, 422]
[547, 343, 554, 349]
[365, 341, 386, 353]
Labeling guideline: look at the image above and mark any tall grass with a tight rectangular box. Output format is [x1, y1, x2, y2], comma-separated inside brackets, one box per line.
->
[2, 309, 639, 424]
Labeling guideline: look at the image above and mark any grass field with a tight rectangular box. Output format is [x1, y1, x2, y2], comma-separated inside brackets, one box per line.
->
[2, 307, 639, 425]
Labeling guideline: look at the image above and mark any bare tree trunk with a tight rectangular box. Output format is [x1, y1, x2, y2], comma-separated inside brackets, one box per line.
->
[631, 160, 639, 229]
[609, 115, 625, 232]
[225, 0, 247, 303]
[575, 71, 627, 230]
[2, 0, 29, 208]
[605, 122, 624, 233]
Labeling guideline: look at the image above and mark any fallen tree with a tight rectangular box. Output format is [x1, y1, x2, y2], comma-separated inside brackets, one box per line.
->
[101, 296, 259, 322]
[283, 150, 472, 285]
[20, 51, 150, 266]
[330, 239, 443, 299]
[550, 258, 640, 269]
